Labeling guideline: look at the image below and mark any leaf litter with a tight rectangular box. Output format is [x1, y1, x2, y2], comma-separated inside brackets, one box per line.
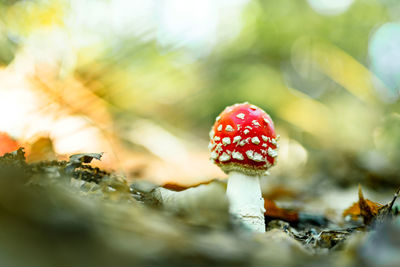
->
[1, 148, 400, 266]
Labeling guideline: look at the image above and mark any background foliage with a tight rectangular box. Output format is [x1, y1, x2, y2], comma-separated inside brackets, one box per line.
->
[1, 0, 400, 188]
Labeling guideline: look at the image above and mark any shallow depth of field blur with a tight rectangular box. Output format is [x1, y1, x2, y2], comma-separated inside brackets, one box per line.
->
[1, 0, 400, 196]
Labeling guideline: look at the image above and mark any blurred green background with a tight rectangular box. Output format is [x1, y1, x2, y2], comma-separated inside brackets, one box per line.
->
[1, 0, 400, 189]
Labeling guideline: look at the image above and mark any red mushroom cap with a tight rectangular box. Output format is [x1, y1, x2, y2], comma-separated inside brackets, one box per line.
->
[209, 103, 279, 176]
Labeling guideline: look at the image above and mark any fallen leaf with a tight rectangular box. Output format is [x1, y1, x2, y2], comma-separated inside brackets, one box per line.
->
[162, 180, 217, 191]
[26, 136, 56, 163]
[314, 230, 353, 249]
[264, 199, 299, 223]
[375, 187, 400, 223]
[66, 152, 104, 174]
[342, 185, 399, 225]
[162, 183, 193, 191]
[69, 152, 104, 164]
[0, 132, 19, 156]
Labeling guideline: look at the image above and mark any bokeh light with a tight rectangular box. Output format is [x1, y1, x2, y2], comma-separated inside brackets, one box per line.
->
[369, 23, 400, 102]
[307, 0, 354, 16]
[0, 0, 399, 188]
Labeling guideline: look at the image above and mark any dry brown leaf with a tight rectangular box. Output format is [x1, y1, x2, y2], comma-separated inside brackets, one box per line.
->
[264, 199, 299, 223]
[342, 185, 399, 225]
[0, 132, 19, 156]
[162, 183, 192, 191]
[26, 136, 56, 163]
[162, 180, 218, 192]
[343, 186, 382, 219]
[342, 185, 383, 224]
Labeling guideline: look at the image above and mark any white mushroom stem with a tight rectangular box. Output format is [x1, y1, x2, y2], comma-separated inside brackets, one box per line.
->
[226, 171, 266, 232]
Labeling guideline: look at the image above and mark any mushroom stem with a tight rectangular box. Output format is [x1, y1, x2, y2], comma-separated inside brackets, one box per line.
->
[226, 171, 266, 232]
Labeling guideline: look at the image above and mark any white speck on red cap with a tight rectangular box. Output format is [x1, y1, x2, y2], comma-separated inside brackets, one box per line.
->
[246, 150, 254, 160]
[253, 152, 264, 162]
[251, 137, 260, 145]
[222, 137, 231, 145]
[233, 136, 241, 143]
[208, 142, 215, 150]
[252, 120, 261, 127]
[216, 143, 223, 152]
[232, 151, 244, 160]
[268, 147, 278, 158]
[225, 125, 234, 132]
[219, 152, 231, 162]
[236, 113, 245, 119]
[210, 151, 219, 159]
[209, 130, 214, 139]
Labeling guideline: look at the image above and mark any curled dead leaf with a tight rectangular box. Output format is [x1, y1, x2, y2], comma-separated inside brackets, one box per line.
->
[343, 185, 399, 225]
[264, 199, 299, 223]
[26, 136, 56, 163]
[0, 132, 19, 156]
[162, 180, 218, 192]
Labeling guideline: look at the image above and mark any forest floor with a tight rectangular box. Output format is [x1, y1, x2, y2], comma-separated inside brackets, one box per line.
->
[0, 149, 399, 267]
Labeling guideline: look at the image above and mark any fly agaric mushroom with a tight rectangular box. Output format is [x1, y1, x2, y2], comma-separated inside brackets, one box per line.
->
[209, 103, 279, 232]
